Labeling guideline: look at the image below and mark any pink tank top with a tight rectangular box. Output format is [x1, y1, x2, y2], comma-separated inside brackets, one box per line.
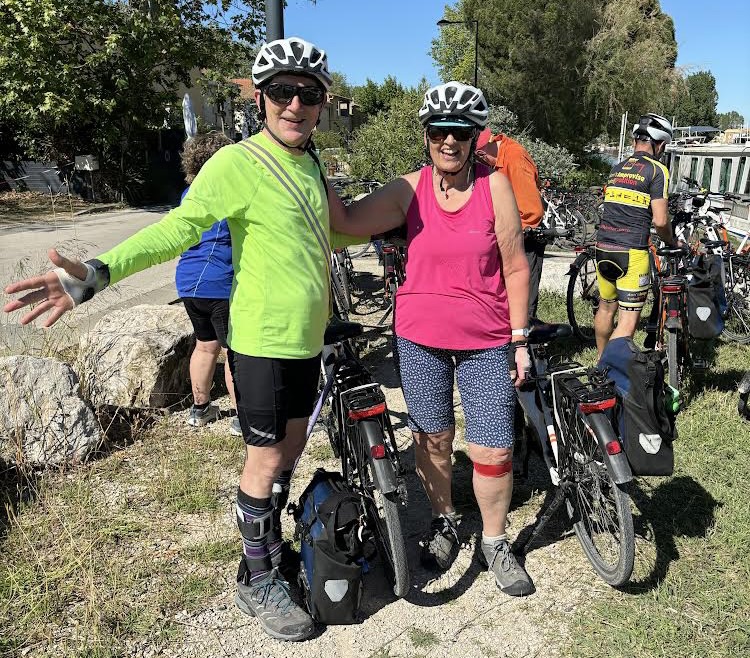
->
[395, 164, 511, 350]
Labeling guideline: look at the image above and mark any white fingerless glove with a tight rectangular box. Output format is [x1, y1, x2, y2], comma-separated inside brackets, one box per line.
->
[53, 259, 110, 306]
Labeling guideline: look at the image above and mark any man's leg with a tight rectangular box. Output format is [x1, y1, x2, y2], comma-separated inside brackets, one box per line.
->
[524, 232, 546, 320]
[594, 300, 619, 357]
[230, 352, 317, 642]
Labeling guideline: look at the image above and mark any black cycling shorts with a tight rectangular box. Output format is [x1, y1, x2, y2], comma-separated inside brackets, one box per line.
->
[182, 298, 230, 347]
[228, 351, 321, 446]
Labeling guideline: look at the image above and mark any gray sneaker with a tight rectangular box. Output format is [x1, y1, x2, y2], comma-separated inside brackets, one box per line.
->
[230, 416, 243, 436]
[478, 538, 535, 597]
[419, 513, 460, 571]
[235, 569, 314, 642]
[186, 404, 219, 427]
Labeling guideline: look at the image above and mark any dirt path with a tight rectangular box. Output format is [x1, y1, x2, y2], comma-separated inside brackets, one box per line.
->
[153, 250, 609, 658]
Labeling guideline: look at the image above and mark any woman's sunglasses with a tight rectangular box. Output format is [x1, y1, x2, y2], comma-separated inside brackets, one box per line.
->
[265, 83, 326, 106]
[426, 125, 476, 142]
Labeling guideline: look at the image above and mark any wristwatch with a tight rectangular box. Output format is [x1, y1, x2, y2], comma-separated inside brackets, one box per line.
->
[511, 328, 529, 338]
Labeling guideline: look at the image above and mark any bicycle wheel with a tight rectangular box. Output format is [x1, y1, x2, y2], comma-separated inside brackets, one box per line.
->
[566, 251, 599, 344]
[348, 242, 372, 258]
[358, 419, 410, 598]
[723, 257, 750, 343]
[559, 395, 634, 586]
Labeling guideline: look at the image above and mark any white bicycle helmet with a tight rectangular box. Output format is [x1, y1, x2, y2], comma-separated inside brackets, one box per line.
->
[632, 113, 673, 143]
[418, 81, 489, 128]
[252, 36, 332, 90]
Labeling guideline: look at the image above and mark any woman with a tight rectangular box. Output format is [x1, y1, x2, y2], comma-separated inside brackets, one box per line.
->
[338, 81, 533, 596]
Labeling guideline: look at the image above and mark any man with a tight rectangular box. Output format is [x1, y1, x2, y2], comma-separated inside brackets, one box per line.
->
[476, 129, 545, 319]
[594, 113, 676, 356]
[3, 37, 396, 642]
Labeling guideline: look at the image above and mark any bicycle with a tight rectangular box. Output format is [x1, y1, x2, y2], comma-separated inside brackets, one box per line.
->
[305, 319, 410, 598]
[344, 180, 385, 258]
[540, 184, 590, 249]
[516, 322, 635, 586]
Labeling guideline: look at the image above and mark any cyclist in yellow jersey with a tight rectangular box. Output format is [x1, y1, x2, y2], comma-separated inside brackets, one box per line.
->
[3, 37, 404, 642]
[594, 113, 678, 356]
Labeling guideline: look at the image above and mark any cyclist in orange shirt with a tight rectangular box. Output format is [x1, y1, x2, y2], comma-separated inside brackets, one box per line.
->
[477, 130, 545, 320]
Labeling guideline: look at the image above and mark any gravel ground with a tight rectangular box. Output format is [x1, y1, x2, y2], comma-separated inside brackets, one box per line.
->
[155, 249, 607, 658]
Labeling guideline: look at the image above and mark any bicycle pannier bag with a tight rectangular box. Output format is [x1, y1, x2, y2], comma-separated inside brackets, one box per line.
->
[293, 469, 373, 625]
[687, 263, 724, 340]
[598, 337, 676, 476]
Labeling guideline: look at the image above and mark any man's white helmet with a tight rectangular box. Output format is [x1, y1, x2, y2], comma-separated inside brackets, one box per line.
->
[632, 113, 673, 143]
[418, 81, 489, 128]
[252, 37, 332, 90]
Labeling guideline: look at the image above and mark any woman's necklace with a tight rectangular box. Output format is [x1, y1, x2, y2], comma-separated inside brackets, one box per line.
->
[436, 165, 474, 199]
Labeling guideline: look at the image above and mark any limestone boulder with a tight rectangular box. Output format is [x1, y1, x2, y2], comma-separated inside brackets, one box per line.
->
[0, 355, 101, 466]
[80, 304, 195, 409]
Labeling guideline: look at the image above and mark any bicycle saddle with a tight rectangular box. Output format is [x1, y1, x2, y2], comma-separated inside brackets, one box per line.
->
[527, 323, 573, 345]
[656, 246, 687, 257]
[324, 319, 363, 345]
[700, 238, 728, 249]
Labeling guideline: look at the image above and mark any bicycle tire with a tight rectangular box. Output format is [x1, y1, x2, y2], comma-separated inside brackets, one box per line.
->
[722, 257, 750, 343]
[666, 328, 680, 390]
[560, 401, 634, 586]
[555, 208, 588, 249]
[358, 419, 410, 598]
[566, 251, 599, 344]
[348, 243, 372, 258]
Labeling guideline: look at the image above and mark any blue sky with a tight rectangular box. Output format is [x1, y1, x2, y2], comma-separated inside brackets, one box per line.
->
[284, 0, 750, 122]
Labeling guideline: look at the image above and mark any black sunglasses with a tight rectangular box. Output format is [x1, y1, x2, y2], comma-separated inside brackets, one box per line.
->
[426, 125, 476, 142]
[265, 83, 326, 106]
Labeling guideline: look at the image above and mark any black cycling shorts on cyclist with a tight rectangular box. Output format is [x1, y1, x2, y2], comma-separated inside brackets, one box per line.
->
[596, 114, 673, 312]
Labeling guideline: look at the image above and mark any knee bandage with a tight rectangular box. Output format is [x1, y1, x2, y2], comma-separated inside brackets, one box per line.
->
[473, 460, 512, 478]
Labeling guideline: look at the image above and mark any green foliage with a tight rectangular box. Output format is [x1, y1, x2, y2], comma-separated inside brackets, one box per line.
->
[433, 0, 680, 151]
[351, 76, 408, 118]
[0, 0, 263, 197]
[487, 105, 520, 135]
[665, 71, 720, 127]
[348, 85, 428, 182]
[717, 111, 745, 131]
[314, 129, 344, 151]
[516, 136, 578, 181]
[585, 0, 678, 136]
[329, 71, 353, 98]
[430, 2, 476, 85]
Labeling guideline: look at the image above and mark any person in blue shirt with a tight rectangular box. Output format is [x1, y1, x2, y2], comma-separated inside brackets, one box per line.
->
[175, 132, 240, 434]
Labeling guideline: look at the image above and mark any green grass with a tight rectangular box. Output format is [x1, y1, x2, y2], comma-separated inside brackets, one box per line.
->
[407, 627, 440, 649]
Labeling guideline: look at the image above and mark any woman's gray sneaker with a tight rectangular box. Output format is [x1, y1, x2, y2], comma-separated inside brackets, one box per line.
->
[419, 513, 460, 571]
[187, 404, 219, 427]
[235, 568, 314, 641]
[478, 538, 535, 597]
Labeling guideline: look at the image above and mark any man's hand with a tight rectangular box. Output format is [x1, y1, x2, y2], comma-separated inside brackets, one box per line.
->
[3, 248, 87, 327]
[508, 340, 531, 387]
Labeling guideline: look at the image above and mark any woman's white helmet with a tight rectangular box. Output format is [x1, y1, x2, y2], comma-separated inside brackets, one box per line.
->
[418, 81, 489, 128]
[632, 113, 673, 143]
[252, 36, 332, 90]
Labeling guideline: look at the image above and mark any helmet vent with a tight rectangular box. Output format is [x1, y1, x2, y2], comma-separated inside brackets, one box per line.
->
[291, 40, 304, 61]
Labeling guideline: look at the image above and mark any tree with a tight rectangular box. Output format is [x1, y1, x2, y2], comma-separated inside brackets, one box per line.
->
[718, 111, 746, 131]
[348, 84, 429, 182]
[585, 0, 679, 136]
[430, 2, 475, 84]
[0, 0, 264, 197]
[329, 71, 353, 99]
[351, 76, 407, 118]
[666, 70, 719, 127]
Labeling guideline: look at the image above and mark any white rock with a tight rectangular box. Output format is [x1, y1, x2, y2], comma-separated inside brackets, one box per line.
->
[0, 355, 100, 466]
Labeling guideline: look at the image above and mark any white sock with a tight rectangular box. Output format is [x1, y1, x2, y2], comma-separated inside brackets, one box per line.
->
[482, 533, 507, 546]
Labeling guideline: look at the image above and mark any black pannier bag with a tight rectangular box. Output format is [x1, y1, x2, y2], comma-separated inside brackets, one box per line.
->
[599, 337, 676, 476]
[687, 257, 725, 340]
[292, 469, 374, 625]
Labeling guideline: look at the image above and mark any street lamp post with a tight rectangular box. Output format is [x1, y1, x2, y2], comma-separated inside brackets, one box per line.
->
[436, 18, 479, 88]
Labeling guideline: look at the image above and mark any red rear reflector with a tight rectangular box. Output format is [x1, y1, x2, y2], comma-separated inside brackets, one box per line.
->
[370, 444, 386, 459]
[382, 246, 396, 253]
[663, 285, 682, 293]
[348, 402, 386, 421]
[574, 247, 585, 253]
[605, 440, 622, 455]
[578, 398, 616, 413]
[667, 310, 679, 318]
